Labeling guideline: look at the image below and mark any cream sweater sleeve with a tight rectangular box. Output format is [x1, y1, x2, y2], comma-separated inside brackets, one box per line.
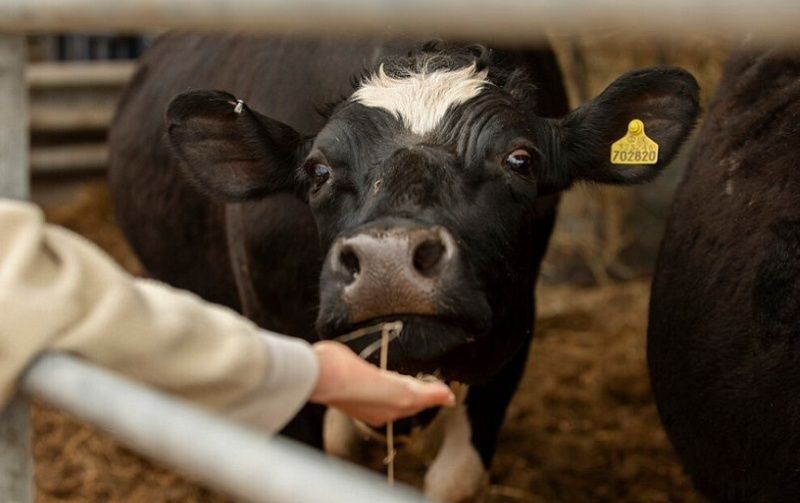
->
[0, 199, 318, 434]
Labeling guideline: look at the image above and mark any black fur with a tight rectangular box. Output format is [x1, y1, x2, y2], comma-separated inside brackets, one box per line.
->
[648, 46, 800, 502]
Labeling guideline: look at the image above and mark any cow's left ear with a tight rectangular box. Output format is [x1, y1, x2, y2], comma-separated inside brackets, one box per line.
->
[544, 66, 699, 191]
[166, 90, 307, 201]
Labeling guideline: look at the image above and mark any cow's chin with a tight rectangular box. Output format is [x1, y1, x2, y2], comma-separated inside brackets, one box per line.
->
[330, 314, 493, 384]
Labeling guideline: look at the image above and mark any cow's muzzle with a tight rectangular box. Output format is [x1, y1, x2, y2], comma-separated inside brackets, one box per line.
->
[326, 225, 456, 324]
[317, 223, 493, 380]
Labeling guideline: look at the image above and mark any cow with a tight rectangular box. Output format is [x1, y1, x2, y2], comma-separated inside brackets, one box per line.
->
[648, 46, 800, 502]
[109, 33, 699, 501]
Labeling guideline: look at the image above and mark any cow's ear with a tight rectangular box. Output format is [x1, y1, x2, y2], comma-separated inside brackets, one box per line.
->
[543, 66, 699, 191]
[166, 90, 306, 201]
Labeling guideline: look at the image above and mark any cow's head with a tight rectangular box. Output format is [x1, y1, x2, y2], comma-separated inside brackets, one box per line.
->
[166, 45, 699, 383]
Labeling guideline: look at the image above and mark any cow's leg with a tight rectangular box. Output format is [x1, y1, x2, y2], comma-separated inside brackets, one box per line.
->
[324, 407, 367, 461]
[424, 336, 531, 503]
[423, 386, 488, 502]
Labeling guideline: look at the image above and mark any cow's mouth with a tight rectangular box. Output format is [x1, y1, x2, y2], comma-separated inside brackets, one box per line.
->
[332, 314, 479, 437]
[327, 313, 491, 382]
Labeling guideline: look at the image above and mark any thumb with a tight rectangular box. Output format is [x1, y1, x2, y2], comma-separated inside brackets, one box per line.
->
[403, 377, 456, 408]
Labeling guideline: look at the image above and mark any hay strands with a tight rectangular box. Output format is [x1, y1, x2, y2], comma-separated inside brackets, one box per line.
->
[335, 321, 404, 485]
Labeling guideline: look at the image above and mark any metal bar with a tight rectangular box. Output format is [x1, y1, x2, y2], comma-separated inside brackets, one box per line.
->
[27, 61, 136, 89]
[0, 36, 28, 200]
[30, 143, 108, 173]
[29, 105, 114, 132]
[0, 398, 33, 503]
[0, 34, 32, 503]
[0, 0, 799, 41]
[0, 35, 32, 503]
[22, 353, 424, 503]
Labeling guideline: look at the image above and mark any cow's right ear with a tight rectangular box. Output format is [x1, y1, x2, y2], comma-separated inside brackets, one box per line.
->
[166, 90, 306, 201]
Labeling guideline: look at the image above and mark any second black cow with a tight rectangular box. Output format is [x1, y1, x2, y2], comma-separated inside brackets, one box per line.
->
[109, 34, 699, 501]
[649, 46, 800, 502]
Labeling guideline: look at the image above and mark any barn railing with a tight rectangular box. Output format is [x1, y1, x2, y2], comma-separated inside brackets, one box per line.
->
[11, 354, 424, 503]
[1, 0, 799, 41]
[2, 1, 800, 501]
[1, 35, 34, 503]
[28, 60, 135, 173]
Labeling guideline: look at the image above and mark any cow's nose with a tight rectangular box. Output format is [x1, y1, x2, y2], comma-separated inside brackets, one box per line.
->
[412, 233, 449, 277]
[333, 227, 453, 283]
[328, 226, 456, 322]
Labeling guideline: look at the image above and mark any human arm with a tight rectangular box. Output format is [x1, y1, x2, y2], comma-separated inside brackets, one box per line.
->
[0, 199, 452, 432]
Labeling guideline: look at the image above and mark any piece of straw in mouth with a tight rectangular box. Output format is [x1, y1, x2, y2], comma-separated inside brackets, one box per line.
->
[335, 320, 403, 485]
[380, 323, 397, 486]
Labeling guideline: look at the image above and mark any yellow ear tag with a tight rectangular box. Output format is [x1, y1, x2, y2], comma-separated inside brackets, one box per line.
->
[610, 119, 659, 165]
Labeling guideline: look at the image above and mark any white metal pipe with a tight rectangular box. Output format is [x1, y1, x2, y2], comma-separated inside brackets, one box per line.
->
[0, 36, 28, 200]
[30, 144, 108, 173]
[27, 61, 136, 89]
[0, 34, 32, 503]
[21, 353, 425, 503]
[1, 0, 799, 41]
[0, 398, 32, 503]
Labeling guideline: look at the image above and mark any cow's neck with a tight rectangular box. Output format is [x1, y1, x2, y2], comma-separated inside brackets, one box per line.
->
[225, 204, 275, 327]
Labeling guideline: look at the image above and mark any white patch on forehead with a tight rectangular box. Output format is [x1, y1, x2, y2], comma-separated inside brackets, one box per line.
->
[351, 63, 489, 135]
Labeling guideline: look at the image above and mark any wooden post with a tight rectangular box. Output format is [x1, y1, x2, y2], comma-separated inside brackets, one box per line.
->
[0, 35, 33, 503]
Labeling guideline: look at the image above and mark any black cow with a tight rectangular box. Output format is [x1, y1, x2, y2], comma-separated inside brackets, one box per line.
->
[648, 46, 800, 502]
[109, 34, 698, 501]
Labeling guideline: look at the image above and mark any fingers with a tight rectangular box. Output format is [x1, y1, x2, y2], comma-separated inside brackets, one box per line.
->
[404, 377, 455, 409]
[309, 340, 456, 426]
[337, 373, 455, 426]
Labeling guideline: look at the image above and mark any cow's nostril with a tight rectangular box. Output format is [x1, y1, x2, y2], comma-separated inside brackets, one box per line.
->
[413, 239, 446, 277]
[338, 247, 360, 281]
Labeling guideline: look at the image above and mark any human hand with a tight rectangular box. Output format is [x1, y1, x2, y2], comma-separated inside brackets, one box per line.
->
[308, 341, 455, 426]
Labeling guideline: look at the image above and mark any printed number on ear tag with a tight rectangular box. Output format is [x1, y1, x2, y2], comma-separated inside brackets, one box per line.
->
[610, 119, 659, 165]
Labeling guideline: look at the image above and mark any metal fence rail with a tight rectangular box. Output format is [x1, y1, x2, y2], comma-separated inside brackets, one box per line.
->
[28, 61, 136, 173]
[22, 354, 423, 503]
[0, 37, 27, 199]
[1, 0, 800, 42]
[0, 35, 33, 503]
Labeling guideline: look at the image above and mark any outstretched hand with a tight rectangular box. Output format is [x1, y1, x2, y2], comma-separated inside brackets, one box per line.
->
[308, 341, 455, 426]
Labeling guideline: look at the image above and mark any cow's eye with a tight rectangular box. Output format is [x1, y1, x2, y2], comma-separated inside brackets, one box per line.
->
[503, 149, 534, 174]
[308, 163, 332, 193]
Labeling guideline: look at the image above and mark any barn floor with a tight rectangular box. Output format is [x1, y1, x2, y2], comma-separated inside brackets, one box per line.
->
[33, 183, 702, 502]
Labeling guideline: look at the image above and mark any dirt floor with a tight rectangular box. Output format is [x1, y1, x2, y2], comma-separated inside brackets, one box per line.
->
[28, 183, 702, 502]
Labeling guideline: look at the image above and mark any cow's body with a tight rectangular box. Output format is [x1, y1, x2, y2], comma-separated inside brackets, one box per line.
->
[648, 47, 800, 502]
[110, 34, 568, 499]
[110, 33, 698, 501]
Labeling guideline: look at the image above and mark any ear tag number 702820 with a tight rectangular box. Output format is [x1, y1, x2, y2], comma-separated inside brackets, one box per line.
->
[610, 119, 659, 165]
